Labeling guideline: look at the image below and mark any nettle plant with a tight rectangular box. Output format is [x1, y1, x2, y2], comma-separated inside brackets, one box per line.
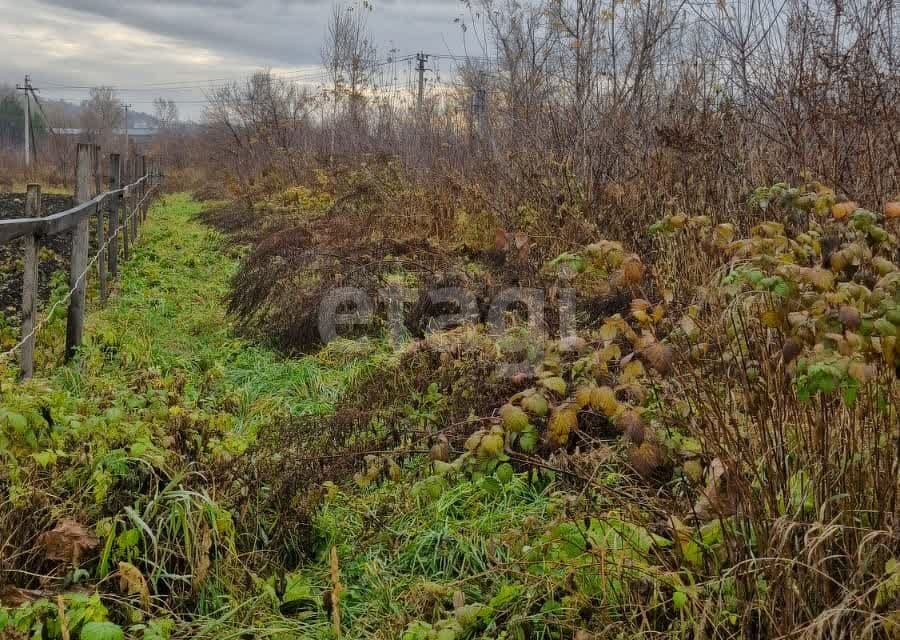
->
[421, 240, 690, 489]
[652, 181, 899, 634]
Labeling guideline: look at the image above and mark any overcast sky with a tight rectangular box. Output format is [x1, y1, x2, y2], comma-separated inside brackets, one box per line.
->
[1, 0, 479, 119]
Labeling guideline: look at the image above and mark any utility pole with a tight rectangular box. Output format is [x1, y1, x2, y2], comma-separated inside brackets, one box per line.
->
[15, 75, 33, 167]
[415, 53, 428, 115]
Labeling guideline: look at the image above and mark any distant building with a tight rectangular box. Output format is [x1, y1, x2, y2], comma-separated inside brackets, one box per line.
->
[56, 126, 158, 140]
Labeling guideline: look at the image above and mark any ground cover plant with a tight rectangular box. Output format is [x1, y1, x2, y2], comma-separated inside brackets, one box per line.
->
[1, 166, 895, 639]
[198, 172, 900, 638]
[0, 194, 393, 638]
[1, 0, 898, 635]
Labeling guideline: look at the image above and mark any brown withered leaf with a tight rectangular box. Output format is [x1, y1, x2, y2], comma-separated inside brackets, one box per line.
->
[429, 435, 450, 462]
[39, 520, 99, 566]
[838, 305, 861, 330]
[782, 338, 802, 364]
[641, 342, 674, 376]
[118, 561, 151, 610]
[831, 201, 858, 220]
[885, 201, 900, 219]
[57, 595, 70, 640]
[512, 231, 529, 250]
[193, 526, 212, 591]
[0, 585, 46, 607]
[628, 441, 662, 479]
[494, 228, 508, 251]
[692, 458, 739, 521]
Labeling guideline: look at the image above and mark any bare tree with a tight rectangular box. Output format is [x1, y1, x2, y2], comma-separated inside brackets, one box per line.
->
[79, 86, 122, 148]
[153, 98, 179, 129]
[204, 70, 316, 196]
[321, 2, 378, 161]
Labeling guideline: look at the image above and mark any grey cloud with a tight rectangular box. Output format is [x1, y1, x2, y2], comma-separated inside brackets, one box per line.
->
[2, 0, 472, 119]
[33, 0, 468, 66]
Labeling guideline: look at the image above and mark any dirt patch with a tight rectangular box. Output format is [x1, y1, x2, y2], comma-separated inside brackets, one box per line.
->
[0, 193, 75, 320]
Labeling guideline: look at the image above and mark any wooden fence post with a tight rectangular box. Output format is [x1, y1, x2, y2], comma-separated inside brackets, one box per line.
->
[93, 145, 101, 195]
[65, 143, 94, 361]
[96, 150, 107, 304]
[19, 184, 41, 379]
[108, 154, 120, 279]
[132, 154, 140, 242]
[140, 155, 147, 222]
[122, 154, 131, 261]
[123, 184, 131, 261]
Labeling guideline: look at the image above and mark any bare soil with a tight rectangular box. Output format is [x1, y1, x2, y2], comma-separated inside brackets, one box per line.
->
[0, 192, 75, 321]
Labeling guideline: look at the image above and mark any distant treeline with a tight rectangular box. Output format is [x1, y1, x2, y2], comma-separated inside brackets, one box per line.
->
[0, 93, 45, 149]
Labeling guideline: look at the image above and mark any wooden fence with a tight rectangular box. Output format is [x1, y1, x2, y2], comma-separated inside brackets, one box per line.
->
[0, 143, 162, 379]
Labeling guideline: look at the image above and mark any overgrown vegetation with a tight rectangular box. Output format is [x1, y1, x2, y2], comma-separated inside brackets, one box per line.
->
[0, 194, 393, 638]
[215, 168, 899, 638]
[3, 160, 895, 639]
[1, 0, 899, 635]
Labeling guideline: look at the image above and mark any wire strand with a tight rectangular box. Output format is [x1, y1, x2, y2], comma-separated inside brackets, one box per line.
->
[0, 180, 160, 367]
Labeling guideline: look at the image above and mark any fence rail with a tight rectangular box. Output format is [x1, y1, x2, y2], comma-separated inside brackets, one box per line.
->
[0, 178, 146, 243]
[1, 143, 163, 379]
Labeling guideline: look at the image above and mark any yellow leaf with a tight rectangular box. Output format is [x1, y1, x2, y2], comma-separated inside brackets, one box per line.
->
[620, 360, 645, 383]
[599, 316, 622, 341]
[118, 561, 151, 610]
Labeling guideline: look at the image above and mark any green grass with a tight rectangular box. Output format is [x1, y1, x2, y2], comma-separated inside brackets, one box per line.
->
[58, 192, 390, 431]
[0, 193, 396, 640]
[0, 194, 683, 640]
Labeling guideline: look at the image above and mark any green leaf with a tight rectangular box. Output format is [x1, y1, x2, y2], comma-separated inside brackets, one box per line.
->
[4, 411, 28, 433]
[103, 408, 124, 425]
[479, 476, 502, 495]
[495, 463, 514, 484]
[786, 470, 815, 515]
[518, 425, 538, 453]
[117, 528, 140, 549]
[680, 437, 702, 455]
[80, 621, 124, 640]
[841, 378, 860, 406]
[281, 573, 316, 606]
[488, 583, 524, 610]
[31, 450, 58, 467]
[673, 589, 687, 611]
[875, 572, 900, 609]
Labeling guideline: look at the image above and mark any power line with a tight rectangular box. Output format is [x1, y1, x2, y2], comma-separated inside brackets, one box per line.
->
[31, 54, 454, 94]
[25, 53, 486, 119]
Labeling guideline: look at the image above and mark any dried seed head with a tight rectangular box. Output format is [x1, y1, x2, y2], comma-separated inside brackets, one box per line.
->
[838, 305, 861, 330]
[782, 338, 802, 364]
[641, 342, 674, 376]
[628, 441, 662, 479]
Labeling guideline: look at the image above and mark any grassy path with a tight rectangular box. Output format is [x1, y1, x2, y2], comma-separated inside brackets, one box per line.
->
[1, 193, 394, 638]
[1, 190, 696, 640]
[2, 193, 559, 639]
[54, 192, 387, 435]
